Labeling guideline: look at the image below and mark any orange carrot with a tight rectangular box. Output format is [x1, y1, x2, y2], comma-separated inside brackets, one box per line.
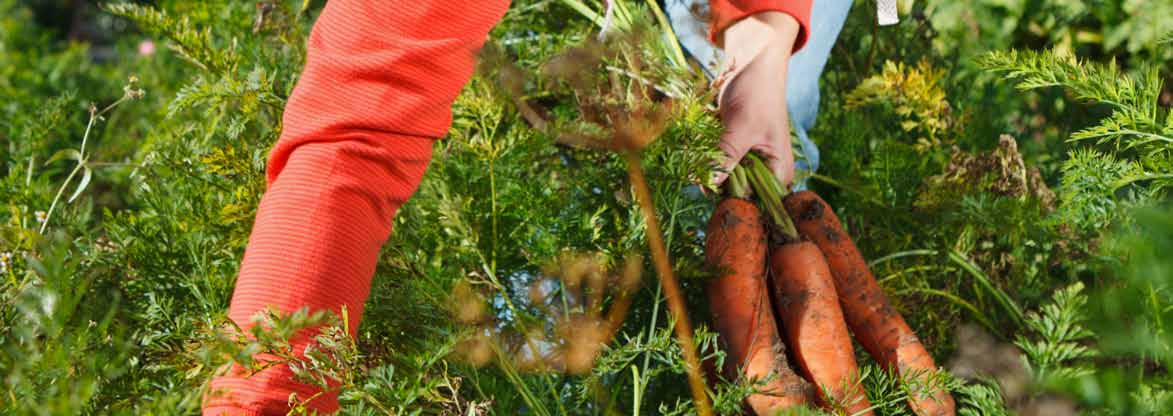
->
[784, 191, 956, 416]
[770, 241, 874, 416]
[736, 154, 874, 415]
[705, 197, 811, 413]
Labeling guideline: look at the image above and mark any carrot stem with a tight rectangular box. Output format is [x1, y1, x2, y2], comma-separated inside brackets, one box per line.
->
[738, 153, 798, 240]
[727, 165, 750, 199]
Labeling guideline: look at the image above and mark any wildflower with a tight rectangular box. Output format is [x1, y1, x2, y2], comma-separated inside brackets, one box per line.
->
[35, 210, 47, 224]
[0, 252, 11, 274]
[137, 40, 156, 56]
[124, 76, 146, 100]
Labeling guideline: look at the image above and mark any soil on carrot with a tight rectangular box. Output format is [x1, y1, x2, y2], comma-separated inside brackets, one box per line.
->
[798, 199, 825, 221]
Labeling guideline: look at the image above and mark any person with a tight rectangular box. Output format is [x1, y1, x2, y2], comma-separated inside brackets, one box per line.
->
[203, 1, 812, 414]
[667, 0, 856, 190]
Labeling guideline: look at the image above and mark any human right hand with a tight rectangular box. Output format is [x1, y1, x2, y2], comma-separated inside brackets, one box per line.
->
[711, 11, 801, 190]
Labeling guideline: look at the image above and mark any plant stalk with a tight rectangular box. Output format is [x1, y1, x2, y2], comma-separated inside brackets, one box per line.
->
[727, 165, 750, 199]
[39, 162, 82, 235]
[643, 0, 688, 69]
[623, 151, 712, 416]
[741, 153, 798, 240]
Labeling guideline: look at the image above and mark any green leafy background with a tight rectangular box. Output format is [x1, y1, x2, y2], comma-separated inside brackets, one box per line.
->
[0, 0, 1170, 414]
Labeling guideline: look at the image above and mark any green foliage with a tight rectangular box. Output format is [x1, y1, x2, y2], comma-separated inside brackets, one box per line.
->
[979, 49, 1169, 149]
[103, 3, 237, 73]
[980, 48, 1171, 240]
[1, 0, 1171, 415]
[1014, 282, 1095, 386]
[2, 235, 135, 415]
[955, 382, 1011, 416]
[846, 60, 955, 150]
[921, 0, 1173, 61]
[1000, 206, 1173, 415]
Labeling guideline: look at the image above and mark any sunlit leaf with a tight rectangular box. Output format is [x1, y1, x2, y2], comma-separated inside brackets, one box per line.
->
[67, 167, 92, 203]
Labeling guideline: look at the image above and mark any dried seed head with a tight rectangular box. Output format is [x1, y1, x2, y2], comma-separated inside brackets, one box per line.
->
[619, 254, 642, 292]
[559, 316, 607, 374]
[456, 330, 494, 368]
[611, 101, 671, 151]
[538, 31, 677, 153]
[451, 281, 486, 324]
[560, 254, 597, 292]
[448, 250, 636, 377]
[528, 279, 548, 306]
[124, 76, 146, 99]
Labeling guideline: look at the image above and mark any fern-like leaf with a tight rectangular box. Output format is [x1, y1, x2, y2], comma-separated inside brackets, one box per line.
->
[105, 3, 237, 73]
[1014, 282, 1095, 385]
[981, 48, 1172, 232]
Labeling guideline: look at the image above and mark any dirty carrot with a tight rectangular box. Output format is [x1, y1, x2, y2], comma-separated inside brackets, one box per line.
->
[783, 190, 956, 416]
[705, 168, 810, 413]
[742, 157, 874, 415]
[769, 240, 873, 415]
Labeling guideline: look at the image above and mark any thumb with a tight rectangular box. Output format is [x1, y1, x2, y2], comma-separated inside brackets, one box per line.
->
[764, 153, 795, 191]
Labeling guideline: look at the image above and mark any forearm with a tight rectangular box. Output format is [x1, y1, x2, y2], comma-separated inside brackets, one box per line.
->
[205, 136, 432, 416]
[708, 2, 806, 188]
[719, 12, 800, 93]
[267, 1, 514, 180]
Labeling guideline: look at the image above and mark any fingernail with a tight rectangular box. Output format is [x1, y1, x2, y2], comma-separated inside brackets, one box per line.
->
[711, 171, 728, 188]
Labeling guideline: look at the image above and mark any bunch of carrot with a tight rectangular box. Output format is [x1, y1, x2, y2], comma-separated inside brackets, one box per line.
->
[704, 154, 955, 416]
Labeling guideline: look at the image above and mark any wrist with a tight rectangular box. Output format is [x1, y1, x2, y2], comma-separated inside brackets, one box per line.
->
[719, 11, 798, 77]
[754, 11, 801, 47]
[716, 12, 795, 99]
[723, 11, 799, 55]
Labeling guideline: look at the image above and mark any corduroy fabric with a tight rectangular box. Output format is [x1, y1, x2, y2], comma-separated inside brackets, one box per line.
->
[203, 1, 509, 414]
[204, 1, 810, 414]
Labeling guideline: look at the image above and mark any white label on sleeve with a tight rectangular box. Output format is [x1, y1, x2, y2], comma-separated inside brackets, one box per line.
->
[877, 0, 899, 26]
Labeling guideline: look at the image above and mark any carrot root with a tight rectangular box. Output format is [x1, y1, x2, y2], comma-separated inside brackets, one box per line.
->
[769, 241, 874, 416]
[784, 191, 956, 416]
[705, 198, 811, 413]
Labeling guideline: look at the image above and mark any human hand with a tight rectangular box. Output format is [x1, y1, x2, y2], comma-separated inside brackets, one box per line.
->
[711, 12, 801, 189]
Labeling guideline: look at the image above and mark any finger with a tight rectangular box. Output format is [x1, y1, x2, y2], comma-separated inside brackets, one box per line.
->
[750, 137, 795, 191]
[711, 134, 750, 188]
[765, 153, 794, 191]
